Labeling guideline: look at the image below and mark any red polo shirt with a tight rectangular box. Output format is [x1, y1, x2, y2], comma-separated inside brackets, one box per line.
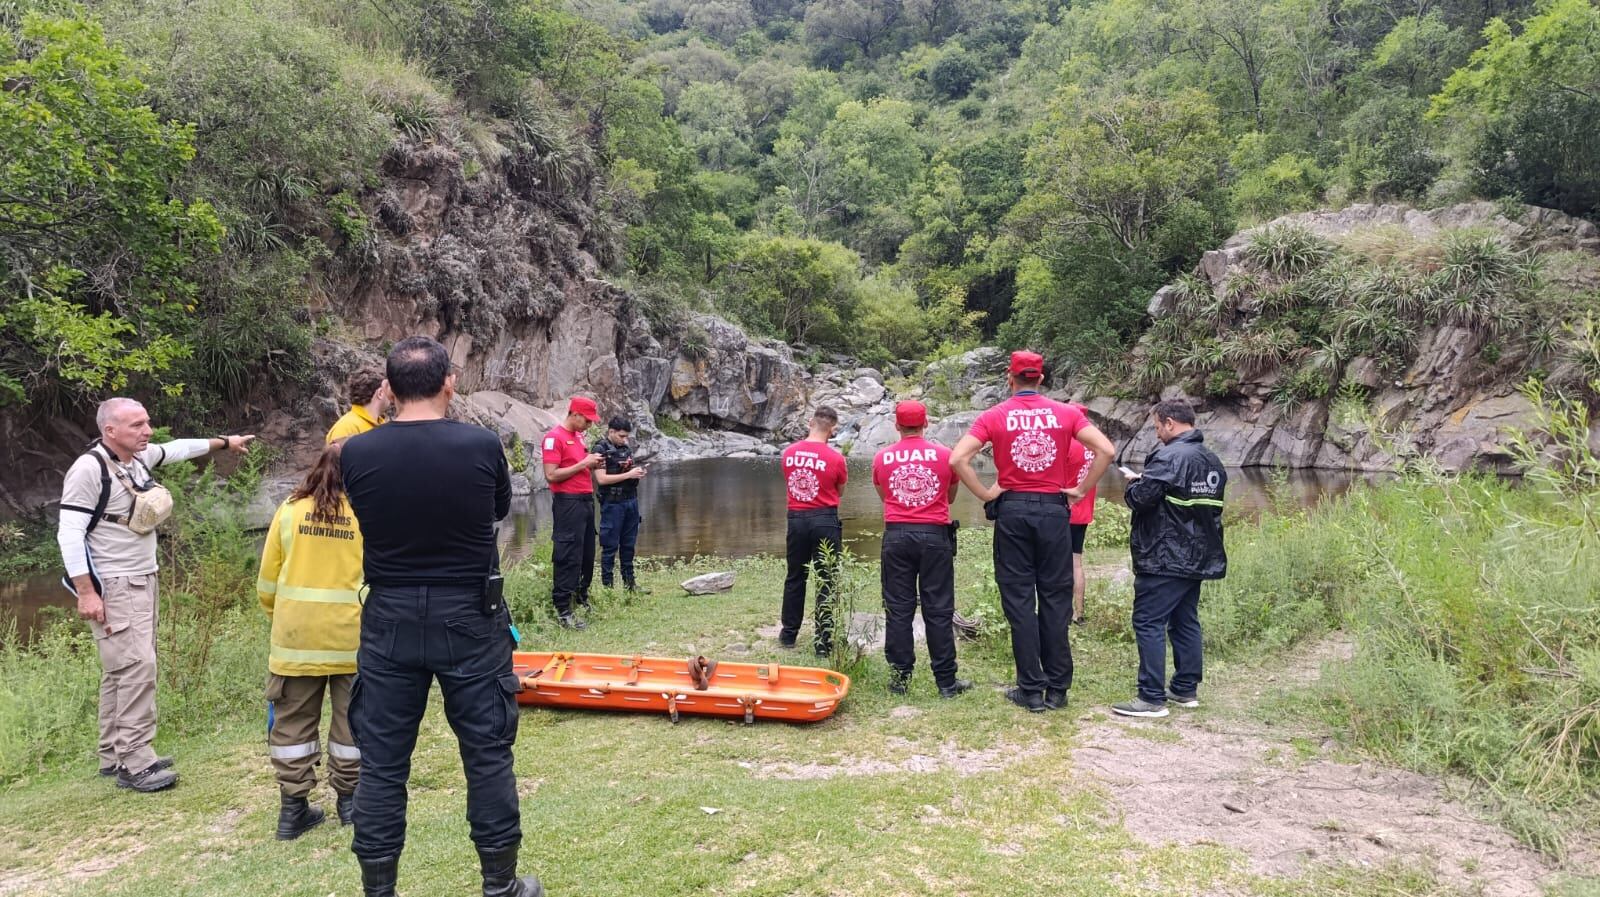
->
[541, 425, 593, 495]
[968, 392, 1089, 493]
[873, 437, 955, 524]
[1065, 425, 1098, 525]
[781, 439, 846, 510]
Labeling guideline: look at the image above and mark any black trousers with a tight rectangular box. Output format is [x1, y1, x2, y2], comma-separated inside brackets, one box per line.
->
[349, 584, 522, 860]
[993, 498, 1074, 695]
[551, 493, 596, 614]
[1131, 574, 1204, 704]
[781, 509, 841, 652]
[881, 524, 958, 687]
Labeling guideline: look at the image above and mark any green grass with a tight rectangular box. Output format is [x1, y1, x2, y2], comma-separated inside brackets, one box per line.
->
[3, 476, 1597, 895]
[0, 548, 1480, 897]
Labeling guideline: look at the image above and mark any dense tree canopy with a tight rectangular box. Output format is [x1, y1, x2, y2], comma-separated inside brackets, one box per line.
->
[2, 0, 1596, 417]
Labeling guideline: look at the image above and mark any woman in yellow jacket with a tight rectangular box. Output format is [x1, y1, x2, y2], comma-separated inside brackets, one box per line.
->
[258, 440, 364, 841]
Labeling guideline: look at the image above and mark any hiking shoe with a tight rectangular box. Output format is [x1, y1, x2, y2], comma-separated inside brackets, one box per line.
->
[336, 791, 355, 826]
[814, 645, 832, 659]
[557, 614, 587, 630]
[1005, 687, 1046, 713]
[938, 679, 973, 699]
[276, 794, 326, 841]
[887, 672, 910, 695]
[624, 582, 652, 595]
[1167, 690, 1200, 708]
[1043, 688, 1068, 710]
[1111, 697, 1170, 718]
[99, 755, 172, 778]
[116, 761, 178, 792]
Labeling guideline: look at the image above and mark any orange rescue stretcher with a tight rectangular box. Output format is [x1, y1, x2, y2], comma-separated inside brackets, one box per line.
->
[511, 651, 850, 724]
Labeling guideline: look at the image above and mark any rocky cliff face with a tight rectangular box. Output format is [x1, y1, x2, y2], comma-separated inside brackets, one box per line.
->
[12, 169, 1597, 516]
[1089, 203, 1600, 472]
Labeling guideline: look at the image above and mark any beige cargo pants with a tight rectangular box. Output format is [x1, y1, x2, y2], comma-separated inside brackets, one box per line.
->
[92, 574, 160, 774]
[266, 673, 359, 798]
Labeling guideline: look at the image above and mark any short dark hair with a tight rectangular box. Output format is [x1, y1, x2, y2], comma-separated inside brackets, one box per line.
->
[608, 416, 632, 432]
[1013, 370, 1044, 386]
[1152, 399, 1196, 425]
[386, 336, 450, 402]
[348, 368, 385, 405]
[812, 406, 839, 427]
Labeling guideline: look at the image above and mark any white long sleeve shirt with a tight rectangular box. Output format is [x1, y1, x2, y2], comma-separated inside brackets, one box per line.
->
[58, 439, 213, 578]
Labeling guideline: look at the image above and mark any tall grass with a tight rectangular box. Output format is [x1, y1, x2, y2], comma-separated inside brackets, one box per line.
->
[0, 452, 271, 783]
[1202, 468, 1600, 846]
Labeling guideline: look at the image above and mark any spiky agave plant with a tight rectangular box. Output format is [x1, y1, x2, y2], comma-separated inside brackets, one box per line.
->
[1244, 223, 1335, 278]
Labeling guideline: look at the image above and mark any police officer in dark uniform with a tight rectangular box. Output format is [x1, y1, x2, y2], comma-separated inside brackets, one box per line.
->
[593, 416, 647, 592]
[951, 351, 1116, 713]
[341, 337, 541, 897]
[1114, 399, 1228, 719]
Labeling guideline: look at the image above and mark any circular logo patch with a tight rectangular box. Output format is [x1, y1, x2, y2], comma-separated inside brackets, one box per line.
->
[888, 463, 942, 508]
[787, 468, 820, 502]
[1011, 430, 1058, 473]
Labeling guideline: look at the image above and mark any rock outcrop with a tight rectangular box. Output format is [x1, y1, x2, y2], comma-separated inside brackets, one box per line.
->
[1082, 202, 1600, 472]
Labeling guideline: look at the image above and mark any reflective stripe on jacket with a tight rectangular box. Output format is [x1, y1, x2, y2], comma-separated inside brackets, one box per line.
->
[1124, 430, 1228, 580]
[257, 496, 363, 675]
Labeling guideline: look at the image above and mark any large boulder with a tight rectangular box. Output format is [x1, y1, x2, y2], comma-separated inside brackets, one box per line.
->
[665, 315, 810, 433]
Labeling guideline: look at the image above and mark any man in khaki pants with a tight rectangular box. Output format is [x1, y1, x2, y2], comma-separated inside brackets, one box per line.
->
[57, 397, 253, 792]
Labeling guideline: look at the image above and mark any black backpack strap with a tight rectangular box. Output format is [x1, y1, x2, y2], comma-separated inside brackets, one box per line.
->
[60, 448, 114, 534]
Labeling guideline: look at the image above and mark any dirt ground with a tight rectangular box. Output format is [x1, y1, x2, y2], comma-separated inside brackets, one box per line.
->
[1071, 636, 1577, 897]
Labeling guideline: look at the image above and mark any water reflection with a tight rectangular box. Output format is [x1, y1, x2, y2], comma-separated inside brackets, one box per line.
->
[497, 457, 1380, 564]
[4, 457, 1379, 640]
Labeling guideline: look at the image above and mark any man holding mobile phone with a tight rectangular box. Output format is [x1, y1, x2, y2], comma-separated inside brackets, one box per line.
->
[1114, 399, 1228, 720]
[542, 397, 605, 628]
[594, 416, 648, 593]
[340, 337, 540, 897]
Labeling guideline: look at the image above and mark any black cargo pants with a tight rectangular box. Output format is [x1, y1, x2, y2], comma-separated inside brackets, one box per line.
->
[880, 523, 959, 688]
[993, 493, 1074, 696]
[349, 584, 523, 861]
[551, 493, 596, 614]
[780, 508, 841, 653]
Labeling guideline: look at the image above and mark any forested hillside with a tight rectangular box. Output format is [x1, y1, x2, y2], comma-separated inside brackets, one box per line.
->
[2, 0, 1598, 428]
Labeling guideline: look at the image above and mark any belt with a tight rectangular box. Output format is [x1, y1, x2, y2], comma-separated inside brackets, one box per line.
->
[997, 491, 1068, 505]
[787, 507, 839, 519]
[552, 492, 594, 502]
[884, 523, 951, 534]
[365, 579, 485, 593]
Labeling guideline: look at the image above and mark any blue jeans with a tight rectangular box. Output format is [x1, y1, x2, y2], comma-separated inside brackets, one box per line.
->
[1131, 574, 1203, 704]
[598, 498, 640, 586]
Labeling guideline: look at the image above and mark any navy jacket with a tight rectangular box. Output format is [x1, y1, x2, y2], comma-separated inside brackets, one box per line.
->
[1124, 430, 1227, 580]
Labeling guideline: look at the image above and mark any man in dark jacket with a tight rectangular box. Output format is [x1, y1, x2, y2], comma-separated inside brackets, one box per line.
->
[1114, 399, 1227, 719]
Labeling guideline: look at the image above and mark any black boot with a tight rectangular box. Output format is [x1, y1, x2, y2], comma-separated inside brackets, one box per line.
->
[479, 844, 544, 897]
[358, 855, 399, 897]
[276, 793, 325, 841]
[337, 791, 355, 826]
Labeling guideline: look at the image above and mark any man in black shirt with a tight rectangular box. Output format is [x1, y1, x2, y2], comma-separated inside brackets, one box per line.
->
[594, 416, 647, 592]
[341, 337, 541, 897]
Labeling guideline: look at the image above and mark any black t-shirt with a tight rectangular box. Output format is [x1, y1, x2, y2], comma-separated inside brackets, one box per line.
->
[341, 418, 511, 584]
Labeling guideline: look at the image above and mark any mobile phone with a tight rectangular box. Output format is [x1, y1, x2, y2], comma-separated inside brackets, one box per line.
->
[484, 573, 505, 615]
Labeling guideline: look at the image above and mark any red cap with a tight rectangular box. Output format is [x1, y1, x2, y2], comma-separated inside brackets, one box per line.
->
[895, 401, 927, 428]
[568, 396, 600, 422]
[1009, 350, 1045, 378]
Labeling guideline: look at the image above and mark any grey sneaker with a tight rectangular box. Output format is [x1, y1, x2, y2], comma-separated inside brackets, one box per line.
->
[1111, 697, 1170, 718]
[117, 761, 178, 792]
[557, 614, 587, 630]
[1167, 690, 1200, 708]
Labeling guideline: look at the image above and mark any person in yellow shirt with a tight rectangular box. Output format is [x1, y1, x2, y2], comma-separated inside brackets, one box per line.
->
[326, 369, 389, 443]
[257, 440, 364, 840]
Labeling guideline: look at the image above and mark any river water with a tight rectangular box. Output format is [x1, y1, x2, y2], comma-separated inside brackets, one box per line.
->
[2, 457, 1376, 639]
